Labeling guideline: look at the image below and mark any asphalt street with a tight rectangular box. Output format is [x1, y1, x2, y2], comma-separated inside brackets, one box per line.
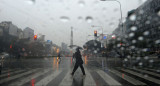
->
[0, 56, 160, 86]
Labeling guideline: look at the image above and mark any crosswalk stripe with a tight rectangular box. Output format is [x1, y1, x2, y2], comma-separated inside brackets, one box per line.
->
[8, 68, 51, 86]
[35, 70, 62, 86]
[0, 68, 39, 84]
[59, 71, 72, 86]
[121, 69, 160, 85]
[110, 69, 146, 85]
[1, 69, 14, 73]
[0, 69, 26, 78]
[130, 68, 160, 77]
[143, 68, 160, 73]
[97, 70, 122, 86]
[84, 67, 96, 86]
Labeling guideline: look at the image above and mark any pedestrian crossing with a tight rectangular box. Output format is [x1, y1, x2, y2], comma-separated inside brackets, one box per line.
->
[0, 67, 160, 86]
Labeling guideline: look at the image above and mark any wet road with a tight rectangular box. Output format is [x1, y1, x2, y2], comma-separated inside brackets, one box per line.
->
[0, 56, 160, 86]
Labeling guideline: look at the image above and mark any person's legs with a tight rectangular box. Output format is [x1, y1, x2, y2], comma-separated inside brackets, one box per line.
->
[71, 63, 79, 75]
[79, 64, 85, 75]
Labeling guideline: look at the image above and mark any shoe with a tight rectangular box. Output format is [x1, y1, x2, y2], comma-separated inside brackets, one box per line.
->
[82, 74, 86, 78]
[70, 73, 74, 78]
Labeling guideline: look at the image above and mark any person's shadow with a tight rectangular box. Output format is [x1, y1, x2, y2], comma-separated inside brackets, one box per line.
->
[72, 71, 85, 86]
[72, 77, 84, 86]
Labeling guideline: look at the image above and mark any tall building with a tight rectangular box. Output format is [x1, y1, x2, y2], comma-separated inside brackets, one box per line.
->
[17, 28, 24, 39]
[23, 27, 34, 41]
[0, 21, 19, 37]
[124, 0, 160, 51]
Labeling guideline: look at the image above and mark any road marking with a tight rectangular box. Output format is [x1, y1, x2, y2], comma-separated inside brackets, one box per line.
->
[130, 68, 160, 77]
[0, 68, 39, 84]
[1, 69, 16, 74]
[0, 69, 26, 78]
[8, 68, 51, 86]
[59, 71, 73, 86]
[143, 68, 160, 73]
[97, 70, 122, 86]
[110, 69, 146, 85]
[35, 70, 62, 86]
[121, 69, 160, 85]
[83, 67, 96, 86]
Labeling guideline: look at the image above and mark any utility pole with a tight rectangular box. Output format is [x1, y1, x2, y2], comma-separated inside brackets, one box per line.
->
[70, 27, 73, 48]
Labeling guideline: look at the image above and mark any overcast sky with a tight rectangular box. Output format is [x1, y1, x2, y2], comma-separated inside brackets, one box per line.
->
[0, 0, 147, 46]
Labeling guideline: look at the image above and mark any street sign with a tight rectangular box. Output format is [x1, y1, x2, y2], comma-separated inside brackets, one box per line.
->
[103, 36, 107, 39]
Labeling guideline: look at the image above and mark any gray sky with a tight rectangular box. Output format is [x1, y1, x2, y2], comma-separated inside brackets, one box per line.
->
[0, 0, 147, 46]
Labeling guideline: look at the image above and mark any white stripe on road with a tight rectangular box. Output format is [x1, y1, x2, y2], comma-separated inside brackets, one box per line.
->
[35, 70, 62, 86]
[97, 70, 122, 86]
[59, 71, 73, 86]
[0, 68, 39, 84]
[8, 68, 51, 86]
[0, 69, 26, 78]
[1, 69, 16, 74]
[110, 69, 146, 85]
[83, 67, 96, 86]
[144, 68, 160, 73]
[130, 68, 160, 77]
[121, 69, 160, 85]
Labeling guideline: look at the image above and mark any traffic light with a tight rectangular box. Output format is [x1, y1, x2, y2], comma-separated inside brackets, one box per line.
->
[94, 30, 97, 37]
[34, 35, 37, 40]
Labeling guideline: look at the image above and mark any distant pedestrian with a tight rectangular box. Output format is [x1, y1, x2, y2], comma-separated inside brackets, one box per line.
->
[71, 47, 85, 76]
[58, 53, 61, 61]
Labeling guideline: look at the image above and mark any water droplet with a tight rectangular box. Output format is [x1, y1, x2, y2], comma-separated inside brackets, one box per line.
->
[144, 56, 149, 60]
[124, 58, 128, 62]
[142, 48, 148, 52]
[144, 74, 148, 78]
[136, 57, 141, 60]
[109, 22, 115, 28]
[158, 10, 160, 16]
[131, 46, 135, 49]
[97, 48, 100, 51]
[129, 14, 136, 21]
[132, 40, 136, 44]
[117, 38, 121, 41]
[86, 16, 93, 23]
[94, 50, 97, 53]
[139, 62, 143, 66]
[78, 0, 85, 7]
[117, 44, 121, 47]
[127, 55, 131, 59]
[114, 8, 119, 12]
[138, 36, 144, 41]
[130, 26, 137, 31]
[129, 33, 135, 37]
[60, 16, 70, 22]
[50, 17, 54, 22]
[145, 20, 150, 24]
[143, 31, 149, 36]
[139, 10, 144, 14]
[149, 59, 154, 63]
[121, 47, 124, 50]
[156, 70, 160, 72]
[94, 43, 97, 46]
[155, 39, 160, 44]
[78, 16, 83, 22]
[25, 0, 35, 5]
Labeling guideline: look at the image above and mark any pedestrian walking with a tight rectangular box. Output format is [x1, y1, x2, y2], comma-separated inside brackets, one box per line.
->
[71, 47, 85, 76]
[58, 53, 61, 62]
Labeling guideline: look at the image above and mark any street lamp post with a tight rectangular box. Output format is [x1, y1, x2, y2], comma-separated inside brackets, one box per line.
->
[101, 0, 124, 67]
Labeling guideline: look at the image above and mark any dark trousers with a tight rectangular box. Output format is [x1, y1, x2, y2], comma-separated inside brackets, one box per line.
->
[72, 63, 85, 75]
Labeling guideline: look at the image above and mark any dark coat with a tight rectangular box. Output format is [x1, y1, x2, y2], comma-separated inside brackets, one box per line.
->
[74, 51, 83, 64]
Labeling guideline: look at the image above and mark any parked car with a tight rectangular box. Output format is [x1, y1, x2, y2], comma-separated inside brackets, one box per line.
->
[0, 52, 9, 74]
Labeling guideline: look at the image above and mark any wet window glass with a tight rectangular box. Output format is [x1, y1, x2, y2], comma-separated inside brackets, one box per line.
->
[0, 0, 160, 86]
